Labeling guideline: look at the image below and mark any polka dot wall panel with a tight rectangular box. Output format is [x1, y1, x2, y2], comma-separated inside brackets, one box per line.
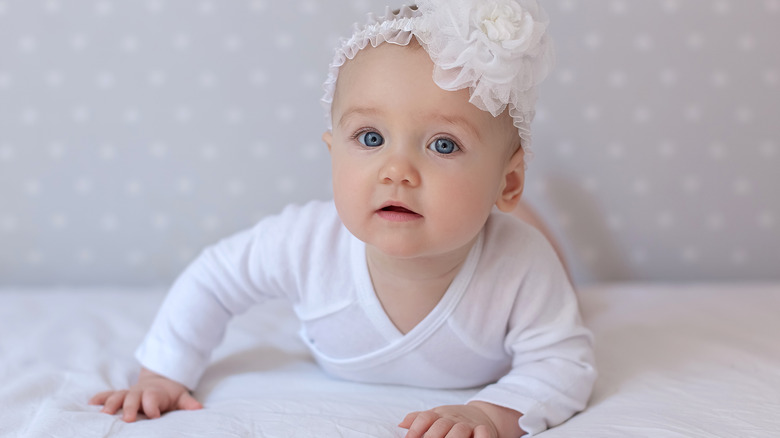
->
[0, 0, 778, 286]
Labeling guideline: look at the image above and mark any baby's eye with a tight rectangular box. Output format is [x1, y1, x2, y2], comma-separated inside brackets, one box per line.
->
[429, 138, 460, 154]
[358, 131, 384, 147]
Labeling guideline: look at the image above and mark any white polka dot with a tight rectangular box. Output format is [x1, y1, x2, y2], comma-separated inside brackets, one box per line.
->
[683, 175, 700, 194]
[224, 35, 243, 52]
[70, 34, 88, 51]
[556, 141, 573, 158]
[276, 176, 297, 194]
[49, 143, 65, 159]
[686, 33, 704, 50]
[681, 246, 699, 264]
[123, 109, 140, 124]
[0, 145, 14, 161]
[657, 211, 674, 229]
[75, 177, 93, 195]
[45, 71, 64, 88]
[198, 1, 215, 15]
[557, 69, 575, 85]
[733, 178, 751, 196]
[583, 32, 602, 50]
[177, 178, 193, 194]
[125, 180, 142, 196]
[759, 141, 777, 158]
[301, 71, 320, 88]
[634, 34, 654, 51]
[226, 108, 244, 124]
[253, 142, 270, 158]
[301, 142, 322, 161]
[659, 141, 677, 158]
[97, 72, 115, 89]
[72, 106, 91, 123]
[582, 176, 598, 193]
[199, 72, 217, 88]
[175, 106, 193, 123]
[148, 70, 167, 87]
[18, 36, 38, 53]
[662, 0, 680, 13]
[51, 213, 68, 229]
[0, 72, 11, 89]
[21, 108, 39, 125]
[99, 144, 116, 160]
[150, 142, 168, 158]
[227, 179, 245, 197]
[706, 213, 724, 231]
[201, 145, 218, 160]
[684, 105, 702, 122]
[558, 0, 576, 13]
[709, 142, 727, 160]
[298, 0, 318, 14]
[201, 215, 221, 232]
[25, 179, 42, 196]
[95, 0, 113, 16]
[77, 249, 94, 265]
[735, 106, 753, 124]
[151, 213, 169, 230]
[26, 251, 44, 266]
[583, 105, 601, 122]
[607, 213, 623, 231]
[126, 251, 146, 266]
[276, 105, 295, 122]
[731, 248, 748, 265]
[100, 214, 118, 231]
[764, 69, 778, 87]
[251, 69, 267, 87]
[607, 142, 624, 159]
[711, 71, 729, 88]
[121, 35, 140, 52]
[249, 0, 266, 11]
[767, 0, 780, 12]
[275, 34, 294, 49]
[660, 68, 678, 86]
[738, 34, 756, 51]
[1, 215, 18, 232]
[44, 0, 61, 13]
[631, 248, 647, 265]
[633, 107, 651, 123]
[758, 212, 775, 229]
[632, 178, 650, 195]
[608, 70, 626, 88]
[609, 0, 627, 15]
[173, 33, 191, 50]
[713, 0, 730, 15]
[147, 0, 163, 13]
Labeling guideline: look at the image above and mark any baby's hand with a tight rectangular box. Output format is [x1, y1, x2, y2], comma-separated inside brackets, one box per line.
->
[89, 368, 202, 422]
[399, 404, 498, 438]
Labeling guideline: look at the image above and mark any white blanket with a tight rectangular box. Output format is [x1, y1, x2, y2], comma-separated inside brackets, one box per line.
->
[1, 283, 779, 437]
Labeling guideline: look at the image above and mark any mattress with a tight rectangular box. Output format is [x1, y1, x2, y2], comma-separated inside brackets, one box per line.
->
[1, 283, 779, 437]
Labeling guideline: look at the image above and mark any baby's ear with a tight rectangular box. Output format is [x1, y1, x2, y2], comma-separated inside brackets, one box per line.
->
[495, 147, 525, 212]
[322, 131, 333, 152]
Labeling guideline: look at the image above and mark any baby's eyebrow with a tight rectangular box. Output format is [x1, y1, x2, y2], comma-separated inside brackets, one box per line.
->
[337, 106, 384, 128]
[431, 113, 483, 142]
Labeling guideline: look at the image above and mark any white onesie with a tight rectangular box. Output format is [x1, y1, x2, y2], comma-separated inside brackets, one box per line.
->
[135, 200, 596, 435]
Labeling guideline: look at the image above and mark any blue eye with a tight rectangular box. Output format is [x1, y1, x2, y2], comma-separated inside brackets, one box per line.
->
[429, 138, 460, 154]
[358, 131, 384, 147]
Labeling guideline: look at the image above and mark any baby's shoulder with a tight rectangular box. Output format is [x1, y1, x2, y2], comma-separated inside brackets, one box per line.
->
[483, 211, 556, 259]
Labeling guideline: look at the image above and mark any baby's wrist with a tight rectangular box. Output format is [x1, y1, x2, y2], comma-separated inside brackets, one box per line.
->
[467, 401, 525, 438]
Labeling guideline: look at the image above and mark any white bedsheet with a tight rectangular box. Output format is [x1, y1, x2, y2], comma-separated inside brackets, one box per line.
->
[1, 283, 779, 437]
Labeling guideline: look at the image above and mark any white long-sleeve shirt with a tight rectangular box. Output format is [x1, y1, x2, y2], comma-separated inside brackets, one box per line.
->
[135, 200, 596, 435]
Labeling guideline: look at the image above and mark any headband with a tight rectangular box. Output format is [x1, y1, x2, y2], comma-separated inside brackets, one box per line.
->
[322, 0, 554, 151]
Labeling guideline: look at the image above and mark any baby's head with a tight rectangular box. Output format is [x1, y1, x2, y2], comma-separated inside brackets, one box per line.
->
[321, 1, 553, 259]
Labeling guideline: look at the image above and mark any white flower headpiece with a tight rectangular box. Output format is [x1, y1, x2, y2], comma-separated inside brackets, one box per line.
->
[322, 0, 554, 151]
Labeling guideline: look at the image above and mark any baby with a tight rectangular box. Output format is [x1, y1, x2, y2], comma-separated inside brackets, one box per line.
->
[90, 1, 596, 437]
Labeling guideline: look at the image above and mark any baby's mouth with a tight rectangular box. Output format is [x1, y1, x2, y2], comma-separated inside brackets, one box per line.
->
[380, 205, 416, 214]
[376, 203, 422, 221]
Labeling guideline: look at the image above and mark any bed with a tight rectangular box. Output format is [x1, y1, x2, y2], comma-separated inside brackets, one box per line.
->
[2, 283, 779, 437]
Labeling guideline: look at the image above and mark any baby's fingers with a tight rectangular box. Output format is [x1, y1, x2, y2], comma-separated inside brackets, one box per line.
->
[99, 390, 128, 415]
[89, 390, 115, 406]
[403, 411, 440, 438]
[176, 392, 203, 411]
[121, 390, 143, 422]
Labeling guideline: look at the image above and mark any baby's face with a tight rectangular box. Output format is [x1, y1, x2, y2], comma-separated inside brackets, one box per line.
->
[323, 42, 524, 260]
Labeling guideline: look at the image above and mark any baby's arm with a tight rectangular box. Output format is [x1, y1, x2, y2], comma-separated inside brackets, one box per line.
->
[400, 401, 525, 438]
[89, 368, 202, 422]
